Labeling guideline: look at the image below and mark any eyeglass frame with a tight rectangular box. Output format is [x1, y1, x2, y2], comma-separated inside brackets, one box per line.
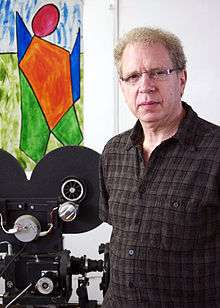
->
[120, 68, 183, 85]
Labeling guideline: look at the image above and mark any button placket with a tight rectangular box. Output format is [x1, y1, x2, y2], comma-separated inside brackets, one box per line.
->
[134, 218, 140, 224]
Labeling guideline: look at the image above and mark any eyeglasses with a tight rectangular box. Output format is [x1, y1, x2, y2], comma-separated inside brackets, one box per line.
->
[120, 68, 180, 85]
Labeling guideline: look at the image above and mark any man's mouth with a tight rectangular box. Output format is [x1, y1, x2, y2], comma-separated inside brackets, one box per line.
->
[137, 100, 159, 107]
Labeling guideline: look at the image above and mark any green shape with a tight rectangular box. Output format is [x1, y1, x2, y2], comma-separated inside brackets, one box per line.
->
[52, 106, 83, 145]
[0, 54, 20, 150]
[46, 131, 63, 155]
[0, 53, 84, 170]
[19, 70, 50, 162]
[0, 54, 35, 171]
[0, 64, 7, 82]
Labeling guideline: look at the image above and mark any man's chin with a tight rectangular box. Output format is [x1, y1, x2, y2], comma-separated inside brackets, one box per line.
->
[138, 112, 162, 123]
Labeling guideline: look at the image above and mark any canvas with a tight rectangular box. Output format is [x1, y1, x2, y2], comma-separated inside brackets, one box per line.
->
[0, 0, 83, 171]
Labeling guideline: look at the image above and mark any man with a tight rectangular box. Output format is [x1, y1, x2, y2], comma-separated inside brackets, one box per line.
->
[99, 27, 220, 307]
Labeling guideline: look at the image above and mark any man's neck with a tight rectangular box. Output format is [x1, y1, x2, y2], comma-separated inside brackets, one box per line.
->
[141, 107, 185, 161]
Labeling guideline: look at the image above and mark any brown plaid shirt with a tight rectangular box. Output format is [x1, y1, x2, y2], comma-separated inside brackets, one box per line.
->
[99, 102, 220, 308]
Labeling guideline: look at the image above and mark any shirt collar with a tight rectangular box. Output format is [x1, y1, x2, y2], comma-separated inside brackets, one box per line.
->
[173, 102, 198, 150]
[126, 102, 198, 151]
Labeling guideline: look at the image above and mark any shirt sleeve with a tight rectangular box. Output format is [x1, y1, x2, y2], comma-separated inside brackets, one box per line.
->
[99, 153, 111, 225]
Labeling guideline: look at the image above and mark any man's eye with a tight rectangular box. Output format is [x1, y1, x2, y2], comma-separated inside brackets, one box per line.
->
[157, 70, 167, 75]
[151, 70, 167, 78]
[125, 73, 141, 83]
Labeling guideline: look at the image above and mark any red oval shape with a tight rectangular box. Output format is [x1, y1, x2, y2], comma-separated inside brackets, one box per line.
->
[32, 4, 60, 37]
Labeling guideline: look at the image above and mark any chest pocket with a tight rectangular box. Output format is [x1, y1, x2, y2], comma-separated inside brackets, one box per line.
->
[139, 196, 201, 251]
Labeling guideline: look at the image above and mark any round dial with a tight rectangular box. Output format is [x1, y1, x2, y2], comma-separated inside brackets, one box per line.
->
[61, 178, 85, 202]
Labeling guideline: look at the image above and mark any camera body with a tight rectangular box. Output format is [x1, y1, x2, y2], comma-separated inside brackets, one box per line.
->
[0, 146, 108, 307]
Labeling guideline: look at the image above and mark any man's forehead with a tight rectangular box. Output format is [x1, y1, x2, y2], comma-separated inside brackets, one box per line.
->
[121, 42, 172, 71]
[123, 41, 169, 56]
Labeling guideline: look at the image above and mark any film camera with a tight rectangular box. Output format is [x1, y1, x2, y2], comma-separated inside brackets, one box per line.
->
[0, 146, 109, 307]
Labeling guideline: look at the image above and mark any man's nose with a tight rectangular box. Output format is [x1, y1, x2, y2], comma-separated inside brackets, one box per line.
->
[139, 72, 156, 92]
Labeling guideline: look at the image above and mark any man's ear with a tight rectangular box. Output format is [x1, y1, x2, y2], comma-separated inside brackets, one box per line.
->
[119, 78, 126, 95]
[179, 69, 187, 97]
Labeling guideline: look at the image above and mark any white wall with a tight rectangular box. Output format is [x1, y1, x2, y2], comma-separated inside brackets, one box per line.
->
[84, 0, 117, 152]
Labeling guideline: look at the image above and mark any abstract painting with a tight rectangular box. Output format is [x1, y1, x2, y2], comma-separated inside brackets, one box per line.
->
[0, 0, 83, 171]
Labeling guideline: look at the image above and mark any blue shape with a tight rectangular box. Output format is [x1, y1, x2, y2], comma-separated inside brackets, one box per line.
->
[63, 2, 68, 25]
[5, 0, 10, 16]
[24, 0, 34, 22]
[60, 22, 67, 47]
[0, 0, 4, 11]
[16, 12, 32, 63]
[70, 28, 80, 102]
[9, 11, 14, 46]
[2, 0, 11, 37]
[25, 6, 31, 22]
[56, 27, 61, 44]
[73, 4, 81, 23]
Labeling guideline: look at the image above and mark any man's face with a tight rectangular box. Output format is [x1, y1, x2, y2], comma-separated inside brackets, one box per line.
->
[119, 42, 187, 126]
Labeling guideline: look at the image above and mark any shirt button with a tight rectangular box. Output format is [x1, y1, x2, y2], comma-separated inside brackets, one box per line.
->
[128, 249, 134, 256]
[172, 201, 180, 208]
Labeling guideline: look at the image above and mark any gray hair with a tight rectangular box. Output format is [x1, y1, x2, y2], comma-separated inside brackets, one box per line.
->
[114, 27, 187, 75]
